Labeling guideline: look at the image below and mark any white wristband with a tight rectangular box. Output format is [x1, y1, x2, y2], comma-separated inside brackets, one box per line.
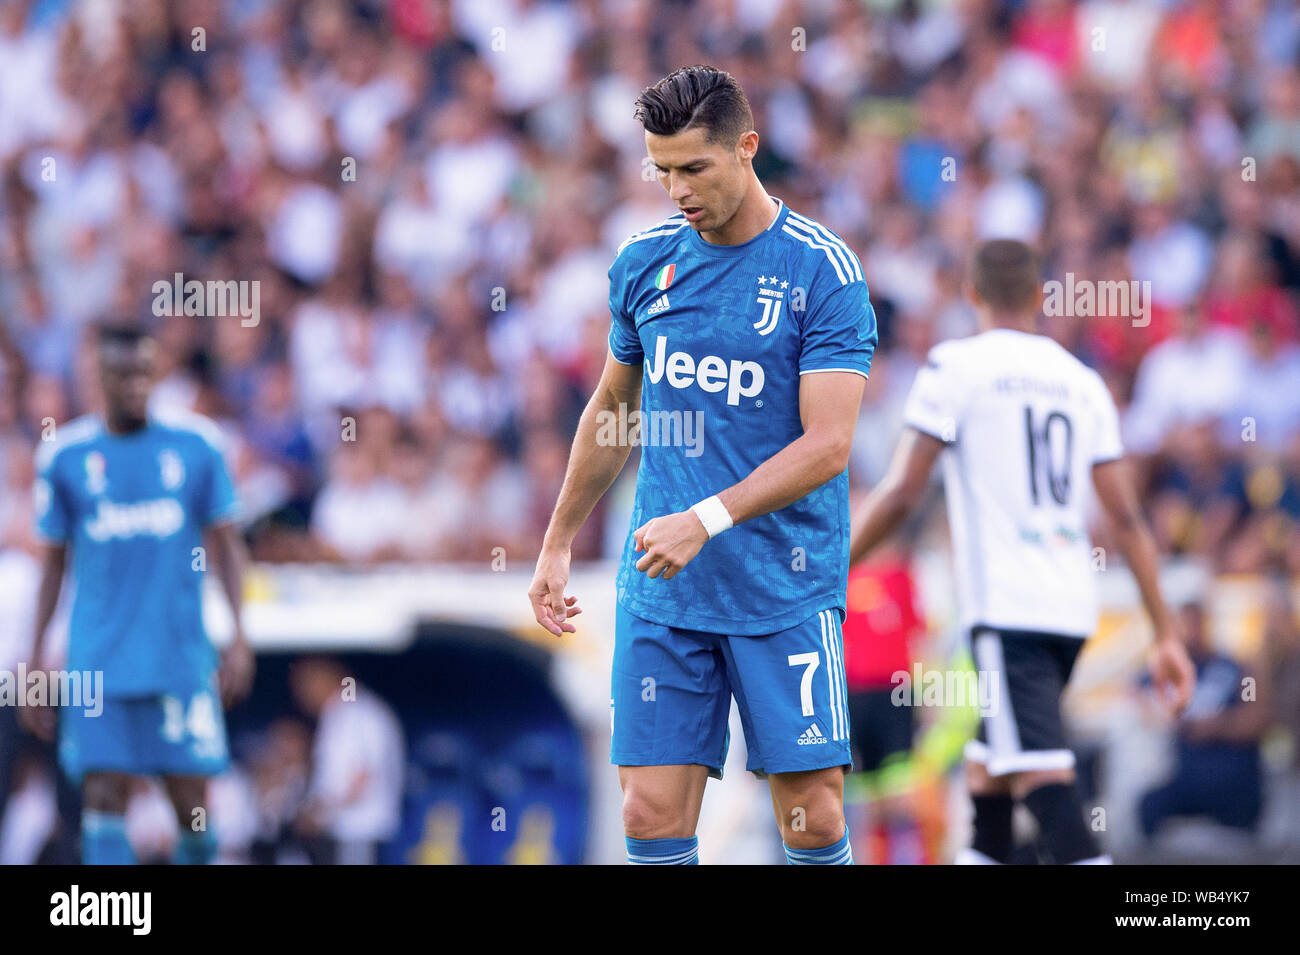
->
[691, 495, 733, 539]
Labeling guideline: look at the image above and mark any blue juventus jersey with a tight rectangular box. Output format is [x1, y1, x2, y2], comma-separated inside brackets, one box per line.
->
[608, 197, 877, 634]
[33, 410, 240, 698]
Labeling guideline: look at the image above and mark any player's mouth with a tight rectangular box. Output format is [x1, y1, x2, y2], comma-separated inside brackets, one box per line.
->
[680, 206, 705, 222]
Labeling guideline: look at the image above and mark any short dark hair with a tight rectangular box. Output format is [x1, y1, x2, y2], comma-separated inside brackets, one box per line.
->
[971, 239, 1041, 313]
[634, 65, 753, 146]
[96, 323, 153, 352]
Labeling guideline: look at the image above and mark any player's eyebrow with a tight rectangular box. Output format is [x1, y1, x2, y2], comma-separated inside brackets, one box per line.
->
[651, 157, 713, 172]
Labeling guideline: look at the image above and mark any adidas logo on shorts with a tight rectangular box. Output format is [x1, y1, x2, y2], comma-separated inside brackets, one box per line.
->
[647, 293, 670, 316]
[797, 723, 828, 745]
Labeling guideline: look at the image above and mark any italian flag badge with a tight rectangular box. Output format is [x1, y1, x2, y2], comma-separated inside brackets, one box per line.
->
[654, 264, 676, 290]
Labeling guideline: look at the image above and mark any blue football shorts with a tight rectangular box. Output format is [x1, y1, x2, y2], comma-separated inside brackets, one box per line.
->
[59, 682, 230, 782]
[611, 604, 852, 777]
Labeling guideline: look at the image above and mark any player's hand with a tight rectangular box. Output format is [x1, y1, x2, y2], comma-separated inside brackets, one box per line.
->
[294, 801, 326, 837]
[528, 548, 583, 636]
[1148, 630, 1195, 715]
[219, 634, 256, 706]
[17, 657, 57, 741]
[633, 511, 709, 580]
[1181, 715, 1219, 741]
[18, 696, 57, 741]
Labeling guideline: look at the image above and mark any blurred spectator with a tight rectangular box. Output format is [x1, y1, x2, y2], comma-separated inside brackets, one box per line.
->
[841, 546, 928, 865]
[247, 718, 314, 865]
[1262, 580, 1300, 849]
[1125, 306, 1248, 456]
[290, 657, 405, 865]
[1138, 601, 1268, 840]
[0, 0, 1294, 574]
[0, 446, 78, 865]
[311, 439, 406, 563]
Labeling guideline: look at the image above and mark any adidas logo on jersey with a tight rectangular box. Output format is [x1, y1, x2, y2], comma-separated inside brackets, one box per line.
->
[644, 335, 766, 406]
[647, 294, 671, 316]
[797, 723, 828, 745]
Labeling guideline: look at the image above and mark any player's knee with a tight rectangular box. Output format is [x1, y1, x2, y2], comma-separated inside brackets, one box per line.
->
[621, 786, 692, 839]
[773, 780, 846, 848]
[1009, 768, 1075, 801]
[82, 772, 130, 813]
[779, 804, 845, 849]
[964, 759, 1010, 795]
[164, 777, 209, 829]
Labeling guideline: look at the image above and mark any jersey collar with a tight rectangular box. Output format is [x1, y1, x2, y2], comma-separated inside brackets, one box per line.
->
[687, 195, 788, 257]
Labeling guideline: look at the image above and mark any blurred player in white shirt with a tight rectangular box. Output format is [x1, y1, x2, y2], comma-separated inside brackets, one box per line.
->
[849, 239, 1194, 864]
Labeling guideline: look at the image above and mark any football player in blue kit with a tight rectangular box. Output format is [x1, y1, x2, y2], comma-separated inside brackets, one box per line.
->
[529, 66, 877, 865]
[23, 324, 254, 864]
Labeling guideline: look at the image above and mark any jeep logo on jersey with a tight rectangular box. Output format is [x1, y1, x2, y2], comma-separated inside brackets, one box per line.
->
[84, 498, 185, 542]
[644, 335, 765, 406]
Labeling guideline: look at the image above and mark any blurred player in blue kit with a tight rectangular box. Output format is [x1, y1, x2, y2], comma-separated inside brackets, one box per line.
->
[22, 324, 254, 865]
[529, 66, 877, 865]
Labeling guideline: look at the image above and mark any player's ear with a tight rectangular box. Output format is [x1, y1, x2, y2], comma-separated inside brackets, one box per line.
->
[965, 281, 983, 308]
[737, 130, 759, 163]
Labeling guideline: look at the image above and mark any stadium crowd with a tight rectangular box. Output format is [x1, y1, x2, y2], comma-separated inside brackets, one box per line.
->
[1, 0, 1299, 568]
[1, 0, 1299, 862]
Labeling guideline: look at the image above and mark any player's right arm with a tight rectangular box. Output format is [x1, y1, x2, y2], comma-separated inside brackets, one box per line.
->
[21, 542, 66, 740]
[23, 442, 72, 739]
[528, 349, 642, 635]
[1091, 458, 1194, 713]
[848, 428, 944, 566]
[850, 344, 953, 566]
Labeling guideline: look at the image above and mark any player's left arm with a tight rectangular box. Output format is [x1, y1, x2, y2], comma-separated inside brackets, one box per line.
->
[199, 433, 254, 705]
[206, 520, 255, 705]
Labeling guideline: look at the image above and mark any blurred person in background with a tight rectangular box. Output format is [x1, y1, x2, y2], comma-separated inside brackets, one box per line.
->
[1145, 418, 1248, 564]
[850, 240, 1194, 865]
[290, 656, 404, 865]
[0, 449, 40, 821]
[430, 433, 532, 562]
[1124, 304, 1248, 461]
[1221, 315, 1300, 456]
[310, 437, 405, 564]
[247, 718, 315, 865]
[0, 444, 78, 863]
[1138, 599, 1268, 841]
[841, 528, 928, 865]
[1261, 580, 1300, 852]
[22, 324, 254, 865]
[1222, 431, 1300, 576]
